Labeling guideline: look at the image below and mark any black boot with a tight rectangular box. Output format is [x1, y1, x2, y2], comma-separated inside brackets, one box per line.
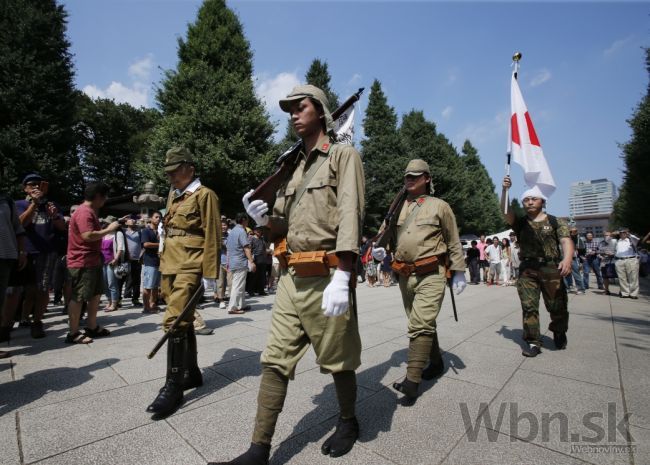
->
[553, 332, 567, 350]
[422, 332, 444, 380]
[208, 442, 270, 465]
[184, 326, 203, 390]
[393, 377, 419, 400]
[147, 330, 187, 417]
[522, 344, 542, 357]
[321, 416, 359, 458]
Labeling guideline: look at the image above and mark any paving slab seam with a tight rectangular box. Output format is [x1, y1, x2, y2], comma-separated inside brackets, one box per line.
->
[609, 295, 638, 465]
[24, 421, 154, 465]
[164, 417, 209, 462]
[170, 385, 256, 418]
[16, 412, 25, 465]
[480, 426, 600, 465]
[436, 351, 529, 465]
[517, 367, 621, 391]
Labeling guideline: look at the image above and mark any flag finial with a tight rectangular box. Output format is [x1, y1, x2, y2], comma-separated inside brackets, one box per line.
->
[512, 52, 522, 62]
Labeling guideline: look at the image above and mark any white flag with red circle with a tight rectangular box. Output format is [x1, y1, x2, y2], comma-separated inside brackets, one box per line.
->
[509, 73, 556, 197]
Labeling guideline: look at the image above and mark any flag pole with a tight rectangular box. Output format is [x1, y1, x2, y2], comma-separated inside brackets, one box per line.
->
[505, 51, 522, 214]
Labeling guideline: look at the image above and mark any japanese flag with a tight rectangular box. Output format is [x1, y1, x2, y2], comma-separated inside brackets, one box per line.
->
[509, 73, 556, 197]
[334, 107, 355, 145]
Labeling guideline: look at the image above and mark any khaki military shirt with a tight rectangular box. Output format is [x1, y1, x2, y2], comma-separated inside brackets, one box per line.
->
[268, 134, 365, 254]
[513, 214, 569, 261]
[160, 181, 221, 278]
[394, 195, 465, 271]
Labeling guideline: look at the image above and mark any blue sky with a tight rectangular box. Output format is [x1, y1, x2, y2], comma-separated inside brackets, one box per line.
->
[63, 0, 648, 216]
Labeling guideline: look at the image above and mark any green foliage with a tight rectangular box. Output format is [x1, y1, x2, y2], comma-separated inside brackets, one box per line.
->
[74, 93, 160, 195]
[361, 80, 407, 233]
[509, 198, 525, 222]
[139, 0, 275, 215]
[460, 140, 506, 234]
[0, 0, 81, 205]
[614, 47, 650, 235]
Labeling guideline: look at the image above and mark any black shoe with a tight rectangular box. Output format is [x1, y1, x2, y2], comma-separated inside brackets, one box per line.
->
[208, 442, 270, 465]
[30, 321, 45, 339]
[18, 320, 31, 328]
[147, 378, 184, 417]
[422, 333, 444, 380]
[522, 345, 542, 357]
[604, 290, 611, 295]
[392, 377, 419, 400]
[131, 300, 142, 307]
[321, 416, 359, 458]
[553, 332, 567, 350]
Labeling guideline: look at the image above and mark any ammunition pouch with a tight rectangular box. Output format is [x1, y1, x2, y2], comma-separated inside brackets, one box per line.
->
[287, 250, 340, 278]
[391, 255, 441, 277]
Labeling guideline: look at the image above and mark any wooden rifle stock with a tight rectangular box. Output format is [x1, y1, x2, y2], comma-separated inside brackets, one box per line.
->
[249, 88, 365, 205]
[372, 186, 407, 248]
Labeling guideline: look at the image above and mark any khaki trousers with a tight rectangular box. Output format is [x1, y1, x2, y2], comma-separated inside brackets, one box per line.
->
[615, 258, 639, 297]
[161, 273, 202, 331]
[398, 270, 446, 338]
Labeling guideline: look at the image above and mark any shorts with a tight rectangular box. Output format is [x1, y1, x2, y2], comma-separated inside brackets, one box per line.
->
[143, 265, 161, 289]
[68, 265, 104, 302]
[33, 252, 57, 291]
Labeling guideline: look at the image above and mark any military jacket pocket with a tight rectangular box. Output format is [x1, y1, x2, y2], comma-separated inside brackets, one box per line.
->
[304, 171, 337, 225]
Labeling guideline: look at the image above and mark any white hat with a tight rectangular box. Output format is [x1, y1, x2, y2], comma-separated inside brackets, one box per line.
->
[520, 185, 548, 203]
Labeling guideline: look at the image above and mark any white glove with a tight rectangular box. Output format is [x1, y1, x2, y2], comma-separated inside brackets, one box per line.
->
[322, 270, 351, 317]
[372, 247, 386, 261]
[452, 271, 467, 295]
[242, 189, 269, 227]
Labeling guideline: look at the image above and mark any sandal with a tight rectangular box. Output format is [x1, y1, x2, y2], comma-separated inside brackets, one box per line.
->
[84, 326, 111, 338]
[104, 306, 118, 312]
[228, 308, 245, 314]
[65, 331, 93, 344]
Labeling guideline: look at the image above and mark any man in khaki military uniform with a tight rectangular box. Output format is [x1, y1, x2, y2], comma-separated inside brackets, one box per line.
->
[211, 85, 364, 465]
[146, 147, 221, 418]
[501, 178, 572, 357]
[374, 159, 466, 401]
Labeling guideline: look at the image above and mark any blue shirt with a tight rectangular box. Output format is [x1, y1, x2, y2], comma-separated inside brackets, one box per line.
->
[15, 199, 63, 254]
[226, 225, 250, 271]
[140, 227, 160, 267]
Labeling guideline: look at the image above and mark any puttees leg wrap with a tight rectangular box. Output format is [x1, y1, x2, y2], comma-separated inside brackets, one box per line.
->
[251, 367, 289, 446]
[406, 334, 434, 384]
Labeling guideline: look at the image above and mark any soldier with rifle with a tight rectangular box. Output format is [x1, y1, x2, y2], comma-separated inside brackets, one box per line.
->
[372, 159, 466, 402]
[211, 85, 365, 465]
[146, 147, 221, 418]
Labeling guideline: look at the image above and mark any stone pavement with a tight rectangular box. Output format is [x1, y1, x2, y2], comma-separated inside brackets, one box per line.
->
[1, 276, 648, 465]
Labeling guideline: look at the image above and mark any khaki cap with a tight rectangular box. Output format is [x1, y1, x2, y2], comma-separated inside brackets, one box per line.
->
[164, 147, 194, 172]
[279, 85, 334, 132]
[404, 159, 430, 176]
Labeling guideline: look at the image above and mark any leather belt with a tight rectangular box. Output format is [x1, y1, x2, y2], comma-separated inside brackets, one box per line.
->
[166, 227, 204, 238]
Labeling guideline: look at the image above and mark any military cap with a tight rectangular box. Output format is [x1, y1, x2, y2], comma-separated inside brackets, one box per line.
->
[404, 159, 431, 176]
[279, 85, 334, 132]
[164, 147, 194, 172]
[22, 173, 44, 185]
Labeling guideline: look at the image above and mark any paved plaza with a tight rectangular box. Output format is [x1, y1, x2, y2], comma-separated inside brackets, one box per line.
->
[1, 276, 648, 465]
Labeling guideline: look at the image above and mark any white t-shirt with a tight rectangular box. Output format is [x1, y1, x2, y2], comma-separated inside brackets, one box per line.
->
[485, 244, 501, 264]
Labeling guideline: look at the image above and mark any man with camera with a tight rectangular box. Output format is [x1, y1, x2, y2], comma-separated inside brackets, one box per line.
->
[13, 173, 66, 338]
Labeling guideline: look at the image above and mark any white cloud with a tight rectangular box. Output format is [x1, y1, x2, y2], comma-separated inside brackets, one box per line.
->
[529, 69, 551, 88]
[441, 106, 453, 120]
[255, 71, 301, 138]
[455, 110, 508, 146]
[82, 55, 154, 108]
[347, 73, 362, 87]
[603, 36, 632, 57]
[446, 67, 459, 86]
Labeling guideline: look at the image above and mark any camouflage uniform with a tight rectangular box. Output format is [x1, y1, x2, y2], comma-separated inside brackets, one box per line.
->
[512, 214, 570, 347]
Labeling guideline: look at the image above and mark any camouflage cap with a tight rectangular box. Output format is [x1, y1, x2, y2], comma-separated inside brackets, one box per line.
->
[279, 84, 334, 132]
[404, 159, 430, 176]
[164, 147, 194, 172]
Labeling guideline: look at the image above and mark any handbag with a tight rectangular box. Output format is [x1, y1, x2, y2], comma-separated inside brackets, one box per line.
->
[114, 260, 131, 279]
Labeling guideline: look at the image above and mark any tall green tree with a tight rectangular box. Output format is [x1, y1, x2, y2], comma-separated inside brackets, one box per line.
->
[0, 0, 81, 204]
[614, 48, 650, 234]
[399, 111, 468, 231]
[460, 140, 506, 234]
[361, 80, 407, 233]
[75, 93, 160, 195]
[139, 0, 275, 213]
[281, 58, 340, 145]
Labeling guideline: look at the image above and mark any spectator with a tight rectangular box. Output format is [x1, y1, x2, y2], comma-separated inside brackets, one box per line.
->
[510, 232, 521, 283]
[141, 211, 162, 313]
[598, 231, 617, 296]
[380, 249, 392, 287]
[614, 228, 639, 299]
[466, 240, 480, 284]
[365, 243, 378, 287]
[249, 226, 268, 296]
[485, 236, 502, 286]
[0, 190, 27, 351]
[123, 218, 143, 306]
[66, 182, 119, 344]
[500, 238, 512, 286]
[564, 227, 586, 295]
[14, 173, 66, 338]
[215, 218, 230, 308]
[583, 232, 604, 291]
[100, 215, 124, 312]
[476, 234, 489, 283]
[226, 212, 255, 314]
